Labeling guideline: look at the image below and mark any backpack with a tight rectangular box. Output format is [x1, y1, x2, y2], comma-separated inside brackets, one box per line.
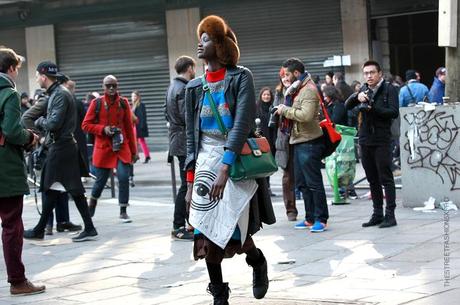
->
[87, 97, 127, 144]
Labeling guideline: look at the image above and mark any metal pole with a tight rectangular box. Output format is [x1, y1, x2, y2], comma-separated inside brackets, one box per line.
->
[110, 169, 115, 198]
[169, 153, 177, 202]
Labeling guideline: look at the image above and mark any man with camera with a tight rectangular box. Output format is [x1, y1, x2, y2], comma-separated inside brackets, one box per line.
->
[23, 61, 98, 242]
[82, 75, 138, 223]
[0, 46, 46, 295]
[275, 58, 329, 233]
[22, 75, 83, 236]
[345, 60, 399, 228]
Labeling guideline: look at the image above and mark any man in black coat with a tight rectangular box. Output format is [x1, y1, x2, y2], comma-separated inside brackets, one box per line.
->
[345, 60, 399, 228]
[164, 56, 196, 240]
[23, 61, 97, 242]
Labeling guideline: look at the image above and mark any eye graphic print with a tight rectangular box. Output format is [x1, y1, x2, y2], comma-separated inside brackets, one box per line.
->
[190, 170, 219, 211]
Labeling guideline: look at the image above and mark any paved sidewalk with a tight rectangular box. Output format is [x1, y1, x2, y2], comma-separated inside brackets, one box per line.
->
[0, 152, 458, 304]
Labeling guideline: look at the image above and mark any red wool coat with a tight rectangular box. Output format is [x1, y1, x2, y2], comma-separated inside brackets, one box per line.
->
[82, 93, 137, 168]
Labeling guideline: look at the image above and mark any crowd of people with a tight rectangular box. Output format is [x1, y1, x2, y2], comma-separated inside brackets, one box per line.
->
[0, 13, 449, 303]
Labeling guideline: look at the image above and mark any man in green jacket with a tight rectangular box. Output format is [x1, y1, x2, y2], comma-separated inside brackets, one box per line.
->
[0, 46, 45, 295]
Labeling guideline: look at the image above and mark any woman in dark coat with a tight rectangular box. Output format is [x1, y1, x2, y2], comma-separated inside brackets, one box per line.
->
[256, 87, 277, 195]
[184, 15, 274, 304]
[131, 90, 151, 163]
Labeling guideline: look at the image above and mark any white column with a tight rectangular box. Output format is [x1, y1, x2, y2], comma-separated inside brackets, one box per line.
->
[25, 25, 56, 95]
[165, 8, 202, 79]
[340, 0, 371, 83]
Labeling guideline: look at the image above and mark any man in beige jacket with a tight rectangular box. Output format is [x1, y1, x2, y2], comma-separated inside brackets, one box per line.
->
[276, 58, 329, 233]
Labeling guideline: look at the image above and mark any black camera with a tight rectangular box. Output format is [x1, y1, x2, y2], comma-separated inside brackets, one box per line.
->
[268, 106, 279, 128]
[358, 89, 373, 112]
[32, 146, 46, 171]
[110, 127, 123, 152]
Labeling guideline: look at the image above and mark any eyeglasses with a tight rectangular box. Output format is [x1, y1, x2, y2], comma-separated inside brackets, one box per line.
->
[104, 84, 117, 89]
[363, 70, 378, 76]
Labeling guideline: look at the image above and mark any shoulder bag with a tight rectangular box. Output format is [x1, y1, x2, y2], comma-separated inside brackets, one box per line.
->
[317, 91, 342, 158]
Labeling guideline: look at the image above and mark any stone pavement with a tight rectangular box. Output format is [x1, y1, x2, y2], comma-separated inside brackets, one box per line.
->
[0, 152, 459, 304]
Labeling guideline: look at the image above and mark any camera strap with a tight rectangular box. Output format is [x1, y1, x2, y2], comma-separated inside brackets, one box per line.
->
[32, 169, 41, 215]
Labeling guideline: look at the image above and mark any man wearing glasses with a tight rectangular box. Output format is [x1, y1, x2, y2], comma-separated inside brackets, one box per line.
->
[345, 60, 399, 228]
[82, 75, 138, 223]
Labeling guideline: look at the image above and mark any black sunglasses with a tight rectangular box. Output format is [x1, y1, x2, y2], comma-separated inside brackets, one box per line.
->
[104, 83, 117, 89]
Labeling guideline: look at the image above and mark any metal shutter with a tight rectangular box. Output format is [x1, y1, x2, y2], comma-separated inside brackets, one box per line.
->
[55, 14, 170, 150]
[201, 0, 343, 92]
[370, 0, 437, 18]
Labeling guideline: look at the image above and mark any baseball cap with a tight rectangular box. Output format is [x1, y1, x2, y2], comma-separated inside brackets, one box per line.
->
[20, 92, 28, 99]
[405, 69, 417, 81]
[36, 61, 62, 77]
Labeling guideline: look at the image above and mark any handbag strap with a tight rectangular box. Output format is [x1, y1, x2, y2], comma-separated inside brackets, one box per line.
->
[314, 85, 333, 124]
[201, 75, 228, 137]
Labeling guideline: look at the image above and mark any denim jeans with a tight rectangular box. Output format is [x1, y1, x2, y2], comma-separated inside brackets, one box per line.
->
[294, 137, 329, 224]
[46, 192, 70, 227]
[91, 160, 130, 206]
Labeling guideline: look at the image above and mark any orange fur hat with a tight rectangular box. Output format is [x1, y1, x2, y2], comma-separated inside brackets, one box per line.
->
[197, 15, 240, 66]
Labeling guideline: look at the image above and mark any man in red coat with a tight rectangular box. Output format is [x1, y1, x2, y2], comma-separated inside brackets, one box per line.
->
[82, 75, 138, 222]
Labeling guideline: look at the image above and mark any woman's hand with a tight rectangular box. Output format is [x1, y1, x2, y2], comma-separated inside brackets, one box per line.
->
[185, 182, 194, 213]
[276, 104, 286, 115]
[209, 164, 230, 201]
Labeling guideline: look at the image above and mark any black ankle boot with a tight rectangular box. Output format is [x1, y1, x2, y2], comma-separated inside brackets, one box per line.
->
[207, 282, 230, 305]
[246, 248, 269, 299]
[362, 214, 384, 227]
[379, 213, 397, 228]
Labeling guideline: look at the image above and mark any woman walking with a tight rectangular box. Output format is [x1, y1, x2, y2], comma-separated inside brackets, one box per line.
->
[131, 90, 150, 163]
[185, 15, 275, 304]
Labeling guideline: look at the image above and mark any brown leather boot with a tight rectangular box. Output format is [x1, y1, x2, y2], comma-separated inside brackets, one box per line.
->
[88, 198, 97, 217]
[10, 280, 45, 296]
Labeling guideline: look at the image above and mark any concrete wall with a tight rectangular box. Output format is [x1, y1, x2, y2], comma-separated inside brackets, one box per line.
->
[373, 18, 391, 74]
[340, 0, 371, 83]
[445, 0, 460, 102]
[165, 8, 203, 80]
[25, 25, 56, 96]
[0, 27, 29, 95]
[400, 105, 460, 207]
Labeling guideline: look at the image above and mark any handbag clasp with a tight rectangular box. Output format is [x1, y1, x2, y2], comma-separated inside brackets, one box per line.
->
[252, 149, 262, 156]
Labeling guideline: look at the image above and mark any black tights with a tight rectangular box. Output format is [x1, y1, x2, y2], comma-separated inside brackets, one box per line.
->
[205, 244, 260, 284]
[34, 190, 94, 232]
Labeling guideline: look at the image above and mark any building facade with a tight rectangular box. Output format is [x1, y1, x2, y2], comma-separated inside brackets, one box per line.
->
[0, 0, 442, 149]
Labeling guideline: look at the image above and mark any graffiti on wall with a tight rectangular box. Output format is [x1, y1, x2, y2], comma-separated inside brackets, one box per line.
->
[403, 109, 460, 191]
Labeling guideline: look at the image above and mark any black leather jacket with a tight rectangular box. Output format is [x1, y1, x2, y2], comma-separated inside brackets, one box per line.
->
[184, 65, 256, 170]
[165, 76, 188, 157]
[35, 82, 76, 143]
[345, 81, 399, 145]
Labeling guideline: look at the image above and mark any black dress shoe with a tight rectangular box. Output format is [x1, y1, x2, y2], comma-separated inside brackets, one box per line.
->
[379, 214, 397, 228]
[362, 215, 384, 227]
[23, 229, 44, 240]
[56, 222, 82, 232]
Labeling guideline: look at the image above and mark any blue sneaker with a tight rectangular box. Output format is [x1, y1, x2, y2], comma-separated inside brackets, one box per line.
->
[310, 221, 327, 233]
[294, 220, 313, 229]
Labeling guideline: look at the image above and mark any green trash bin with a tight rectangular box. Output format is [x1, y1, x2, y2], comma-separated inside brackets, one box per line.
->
[325, 124, 357, 205]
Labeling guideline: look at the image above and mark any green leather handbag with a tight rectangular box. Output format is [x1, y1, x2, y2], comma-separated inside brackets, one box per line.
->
[201, 76, 278, 181]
